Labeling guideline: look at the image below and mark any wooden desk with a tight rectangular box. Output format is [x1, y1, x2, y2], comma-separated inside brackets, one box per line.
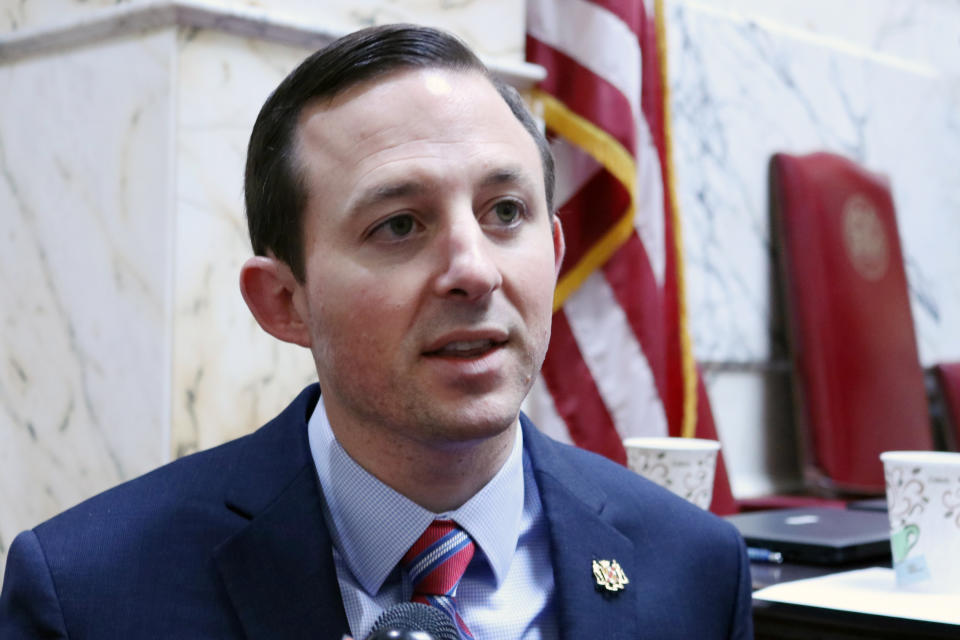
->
[750, 562, 960, 639]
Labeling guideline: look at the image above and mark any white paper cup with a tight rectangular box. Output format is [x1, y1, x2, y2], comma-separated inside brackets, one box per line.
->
[881, 451, 960, 593]
[623, 437, 720, 509]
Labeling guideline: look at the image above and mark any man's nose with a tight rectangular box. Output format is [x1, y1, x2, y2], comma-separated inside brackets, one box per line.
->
[432, 214, 502, 300]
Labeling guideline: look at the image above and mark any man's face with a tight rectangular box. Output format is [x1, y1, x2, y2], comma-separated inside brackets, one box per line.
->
[292, 68, 562, 450]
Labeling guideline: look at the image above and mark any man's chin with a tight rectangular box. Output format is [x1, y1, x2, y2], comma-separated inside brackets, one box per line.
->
[414, 397, 521, 447]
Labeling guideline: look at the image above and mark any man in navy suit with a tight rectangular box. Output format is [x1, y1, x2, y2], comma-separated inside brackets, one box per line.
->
[0, 25, 753, 639]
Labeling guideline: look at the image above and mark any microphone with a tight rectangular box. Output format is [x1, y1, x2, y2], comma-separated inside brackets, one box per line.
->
[365, 602, 459, 640]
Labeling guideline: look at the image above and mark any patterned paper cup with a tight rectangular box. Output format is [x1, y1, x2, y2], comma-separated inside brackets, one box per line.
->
[623, 437, 720, 510]
[881, 451, 960, 593]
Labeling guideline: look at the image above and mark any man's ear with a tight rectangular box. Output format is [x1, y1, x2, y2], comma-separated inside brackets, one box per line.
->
[551, 216, 566, 277]
[239, 256, 312, 348]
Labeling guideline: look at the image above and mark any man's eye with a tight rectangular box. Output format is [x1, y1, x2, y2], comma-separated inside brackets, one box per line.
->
[371, 214, 418, 239]
[387, 215, 414, 236]
[492, 200, 522, 224]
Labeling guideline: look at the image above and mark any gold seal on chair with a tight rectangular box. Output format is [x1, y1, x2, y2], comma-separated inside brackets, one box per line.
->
[842, 193, 889, 282]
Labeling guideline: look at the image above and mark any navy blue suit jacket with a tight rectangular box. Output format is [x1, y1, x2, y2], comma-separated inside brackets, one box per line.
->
[1, 385, 753, 638]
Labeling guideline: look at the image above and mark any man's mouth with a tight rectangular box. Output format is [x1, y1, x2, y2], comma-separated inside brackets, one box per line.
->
[424, 338, 506, 358]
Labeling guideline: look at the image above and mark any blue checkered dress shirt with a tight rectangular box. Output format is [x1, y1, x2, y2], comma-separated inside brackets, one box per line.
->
[308, 399, 558, 639]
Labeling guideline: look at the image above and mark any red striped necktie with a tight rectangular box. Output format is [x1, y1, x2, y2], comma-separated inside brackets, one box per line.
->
[401, 519, 475, 639]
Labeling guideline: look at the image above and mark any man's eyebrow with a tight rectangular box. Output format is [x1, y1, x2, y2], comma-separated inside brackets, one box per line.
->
[349, 168, 533, 213]
[479, 167, 533, 190]
[350, 181, 425, 212]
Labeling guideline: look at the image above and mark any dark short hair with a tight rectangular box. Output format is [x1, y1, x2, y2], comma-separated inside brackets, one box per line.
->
[244, 23, 556, 282]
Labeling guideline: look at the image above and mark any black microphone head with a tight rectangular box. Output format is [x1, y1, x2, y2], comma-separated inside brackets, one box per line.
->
[366, 602, 459, 640]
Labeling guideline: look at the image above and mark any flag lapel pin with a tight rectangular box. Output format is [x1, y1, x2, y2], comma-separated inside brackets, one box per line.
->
[592, 558, 629, 592]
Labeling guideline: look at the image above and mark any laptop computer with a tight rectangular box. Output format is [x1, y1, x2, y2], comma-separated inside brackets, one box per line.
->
[845, 497, 889, 513]
[725, 507, 892, 565]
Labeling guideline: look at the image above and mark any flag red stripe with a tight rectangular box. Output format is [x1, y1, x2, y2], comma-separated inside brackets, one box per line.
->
[638, 11, 684, 435]
[526, 35, 637, 155]
[555, 169, 631, 280]
[540, 312, 627, 464]
[695, 371, 737, 514]
[602, 233, 668, 400]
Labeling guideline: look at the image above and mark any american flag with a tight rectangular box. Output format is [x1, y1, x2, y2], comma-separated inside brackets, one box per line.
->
[524, 0, 735, 513]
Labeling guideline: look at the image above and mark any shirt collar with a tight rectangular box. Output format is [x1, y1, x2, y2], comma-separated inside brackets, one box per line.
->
[308, 398, 525, 595]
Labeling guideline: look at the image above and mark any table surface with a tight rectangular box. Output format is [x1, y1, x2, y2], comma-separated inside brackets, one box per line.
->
[750, 560, 960, 640]
[749, 558, 887, 591]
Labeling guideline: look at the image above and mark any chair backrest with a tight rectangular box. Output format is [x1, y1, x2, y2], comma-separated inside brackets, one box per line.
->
[935, 362, 960, 451]
[769, 152, 932, 494]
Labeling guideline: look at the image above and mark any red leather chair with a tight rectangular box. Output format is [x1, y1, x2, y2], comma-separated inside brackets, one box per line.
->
[769, 152, 932, 495]
[935, 362, 960, 451]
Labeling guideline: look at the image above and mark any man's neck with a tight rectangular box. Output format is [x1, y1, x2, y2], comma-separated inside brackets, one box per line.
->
[324, 405, 518, 513]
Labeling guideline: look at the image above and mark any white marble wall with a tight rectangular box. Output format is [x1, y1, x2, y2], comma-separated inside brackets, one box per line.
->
[0, 0, 525, 67]
[171, 29, 319, 455]
[0, 28, 178, 556]
[1, 0, 132, 33]
[667, 0, 960, 496]
[0, 0, 531, 572]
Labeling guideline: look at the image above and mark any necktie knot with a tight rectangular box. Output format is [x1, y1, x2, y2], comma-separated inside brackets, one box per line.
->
[402, 519, 475, 597]
[401, 519, 475, 638]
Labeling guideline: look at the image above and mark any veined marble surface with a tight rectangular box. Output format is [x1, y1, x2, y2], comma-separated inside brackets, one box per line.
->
[0, 29, 177, 556]
[0, 0, 129, 34]
[0, 0, 526, 67]
[668, 0, 960, 365]
[171, 29, 318, 456]
[675, 0, 960, 75]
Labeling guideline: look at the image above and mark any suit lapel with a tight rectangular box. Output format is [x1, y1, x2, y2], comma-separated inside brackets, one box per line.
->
[213, 385, 350, 640]
[522, 416, 639, 640]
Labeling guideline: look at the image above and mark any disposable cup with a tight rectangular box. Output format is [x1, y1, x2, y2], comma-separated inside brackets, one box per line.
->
[881, 450, 960, 593]
[623, 437, 720, 509]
